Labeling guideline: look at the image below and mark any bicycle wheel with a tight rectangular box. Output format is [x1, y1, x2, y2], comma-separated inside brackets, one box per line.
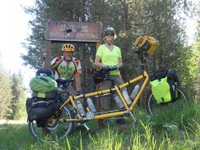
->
[28, 105, 74, 142]
[146, 85, 189, 115]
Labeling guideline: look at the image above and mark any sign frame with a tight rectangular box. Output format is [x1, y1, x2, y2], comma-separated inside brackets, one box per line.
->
[45, 21, 102, 42]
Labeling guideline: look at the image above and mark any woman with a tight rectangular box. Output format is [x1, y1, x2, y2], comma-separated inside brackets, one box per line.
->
[95, 27, 131, 126]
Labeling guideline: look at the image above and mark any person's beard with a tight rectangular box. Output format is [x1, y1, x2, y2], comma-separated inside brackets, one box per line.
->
[65, 56, 72, 61]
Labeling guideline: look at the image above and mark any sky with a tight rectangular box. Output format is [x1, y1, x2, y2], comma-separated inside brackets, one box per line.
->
[0, 0, 35, 88]
[0, 0, 198, 89]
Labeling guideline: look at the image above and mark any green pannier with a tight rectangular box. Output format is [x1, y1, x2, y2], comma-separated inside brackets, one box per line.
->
[149, 69, 180, 104]
[29, 76, 58, 93]
[150, 77, 171, 104]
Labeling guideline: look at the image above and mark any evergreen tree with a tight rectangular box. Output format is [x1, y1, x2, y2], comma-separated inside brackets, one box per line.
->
[22, 0, 196, 96]
[0, 57, 13, 119]
[9, 73, 26, 120]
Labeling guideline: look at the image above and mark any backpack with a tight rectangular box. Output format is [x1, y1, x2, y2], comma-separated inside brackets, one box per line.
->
[149, 69, 180, 104]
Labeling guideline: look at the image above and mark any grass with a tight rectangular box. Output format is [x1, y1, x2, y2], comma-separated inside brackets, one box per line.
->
[1, 101, 200, 150]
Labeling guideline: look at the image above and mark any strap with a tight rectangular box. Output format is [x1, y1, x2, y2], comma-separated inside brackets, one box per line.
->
[31, 100, 55, 108]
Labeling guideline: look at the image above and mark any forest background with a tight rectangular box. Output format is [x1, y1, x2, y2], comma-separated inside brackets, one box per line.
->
[0, 0, 199, 121]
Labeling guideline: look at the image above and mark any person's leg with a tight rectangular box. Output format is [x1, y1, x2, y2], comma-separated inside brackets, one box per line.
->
[67, 84, 77, 96]
[112, 75, 127, 125]
[99, 80, 112, 112]
[112, 75, 124, 86]
[98, 80, 112, 127]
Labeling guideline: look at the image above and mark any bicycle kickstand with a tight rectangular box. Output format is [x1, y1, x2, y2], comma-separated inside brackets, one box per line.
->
[76, 122, 91, 131]
[129, 111, 139, 123]
[83, 123, 91, 131]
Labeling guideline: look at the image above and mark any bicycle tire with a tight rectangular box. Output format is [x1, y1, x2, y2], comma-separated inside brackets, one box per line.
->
[28, 105, 74, 142]
[146, 85, 189, 116]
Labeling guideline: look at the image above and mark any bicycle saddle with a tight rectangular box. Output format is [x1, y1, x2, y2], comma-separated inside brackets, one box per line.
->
[56, 78, 74, 85]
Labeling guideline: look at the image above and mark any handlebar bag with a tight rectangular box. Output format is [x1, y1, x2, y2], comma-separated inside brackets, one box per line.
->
[93, 71, 105, 84]
[88, 68, 105, 84]
[149, 69, 179, 104]
[135, 36, 160, 54]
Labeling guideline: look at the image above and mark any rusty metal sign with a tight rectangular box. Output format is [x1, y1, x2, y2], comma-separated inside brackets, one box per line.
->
[45, 21, 102, 42]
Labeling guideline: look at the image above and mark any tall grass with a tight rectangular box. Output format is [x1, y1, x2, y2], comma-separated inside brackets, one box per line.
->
[1, 101, 200, 150]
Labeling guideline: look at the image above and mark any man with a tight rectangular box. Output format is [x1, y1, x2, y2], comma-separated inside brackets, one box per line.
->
[50, 43, 82, 96]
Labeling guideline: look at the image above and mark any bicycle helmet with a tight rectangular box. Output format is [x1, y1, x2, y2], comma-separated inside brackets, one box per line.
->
[62, 43, 75, 52]
[103, 27, 116, 38]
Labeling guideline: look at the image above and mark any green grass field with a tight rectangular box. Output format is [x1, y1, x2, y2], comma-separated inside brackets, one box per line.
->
[1, 101, 200, 150]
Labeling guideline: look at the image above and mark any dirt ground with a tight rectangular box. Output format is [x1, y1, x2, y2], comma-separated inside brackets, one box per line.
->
[0, 120, 27, 124]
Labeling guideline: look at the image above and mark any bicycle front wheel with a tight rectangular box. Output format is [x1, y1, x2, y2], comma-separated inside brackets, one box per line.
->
[146, 85, 189, 116]
[28, 106, 74, 142]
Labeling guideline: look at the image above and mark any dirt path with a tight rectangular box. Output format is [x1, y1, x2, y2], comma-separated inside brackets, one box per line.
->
[0, 120, 27, 124]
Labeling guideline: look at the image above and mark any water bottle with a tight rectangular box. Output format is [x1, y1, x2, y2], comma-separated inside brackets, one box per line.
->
[76, 101, 85, 116]
[130, 84, 140, 100]
[87, 98, 96, 113]
[122, 89, 132, 105]
[114, 94, 124, 109]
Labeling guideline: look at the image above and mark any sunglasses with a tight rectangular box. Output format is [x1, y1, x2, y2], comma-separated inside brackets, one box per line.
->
[105, 32, 114, 36]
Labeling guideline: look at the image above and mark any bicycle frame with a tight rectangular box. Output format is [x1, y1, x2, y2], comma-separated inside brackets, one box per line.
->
[55, 70, 149, 123]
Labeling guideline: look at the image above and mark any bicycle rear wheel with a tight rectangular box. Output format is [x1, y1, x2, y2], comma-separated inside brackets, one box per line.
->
[146, 85, 189, 116]
[28, 105, 74, 142]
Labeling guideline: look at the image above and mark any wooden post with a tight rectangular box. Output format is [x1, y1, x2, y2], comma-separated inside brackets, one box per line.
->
[44, 40, 52, 69]
[96, 42, 103, 127]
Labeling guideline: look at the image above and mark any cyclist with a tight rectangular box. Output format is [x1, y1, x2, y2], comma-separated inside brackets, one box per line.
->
[50, 43, 82, 96]
[95, 27, 130, 126]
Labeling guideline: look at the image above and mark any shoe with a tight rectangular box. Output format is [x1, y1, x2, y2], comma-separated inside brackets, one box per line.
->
[116, 118, 126, 125]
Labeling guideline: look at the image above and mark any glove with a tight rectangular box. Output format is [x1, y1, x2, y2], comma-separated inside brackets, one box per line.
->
[101, 66, 111, 72]
[112, 65, 119, 70]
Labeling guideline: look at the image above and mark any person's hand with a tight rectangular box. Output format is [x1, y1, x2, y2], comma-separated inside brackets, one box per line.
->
[112, 65, 119, 70]
[101, 65, 112, 71]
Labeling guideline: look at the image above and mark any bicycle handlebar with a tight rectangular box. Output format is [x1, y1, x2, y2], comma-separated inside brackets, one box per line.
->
[88, 65, 118, 75]
[100, 66, 118, 72]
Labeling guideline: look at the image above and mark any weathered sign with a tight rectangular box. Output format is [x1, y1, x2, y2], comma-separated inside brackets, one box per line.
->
[45, 21, 102, 42]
